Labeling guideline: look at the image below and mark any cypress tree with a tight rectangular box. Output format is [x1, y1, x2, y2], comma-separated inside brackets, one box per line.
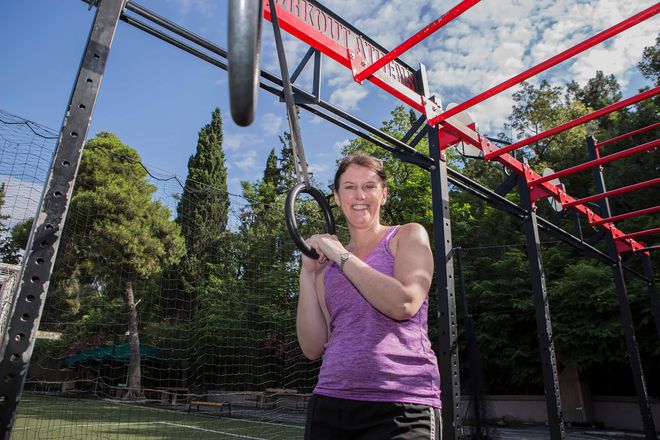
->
[176, 107, 229, 282]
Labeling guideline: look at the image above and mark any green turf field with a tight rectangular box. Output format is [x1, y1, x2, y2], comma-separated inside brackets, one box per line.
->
[13, 394, 304, 439]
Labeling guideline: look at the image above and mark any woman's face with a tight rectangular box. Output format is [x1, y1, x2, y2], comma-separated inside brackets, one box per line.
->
[334, 164, 387, 229]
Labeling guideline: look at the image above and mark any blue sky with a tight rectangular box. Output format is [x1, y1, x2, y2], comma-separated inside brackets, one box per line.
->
[1, 0, 657, 206]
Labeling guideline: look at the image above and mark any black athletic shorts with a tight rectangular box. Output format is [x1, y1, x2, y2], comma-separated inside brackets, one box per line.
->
[304, 394, 442, 440]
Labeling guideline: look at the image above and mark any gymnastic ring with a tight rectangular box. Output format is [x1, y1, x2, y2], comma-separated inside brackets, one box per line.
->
[228, 0, 263, 126]
[285, 183, 336, 260]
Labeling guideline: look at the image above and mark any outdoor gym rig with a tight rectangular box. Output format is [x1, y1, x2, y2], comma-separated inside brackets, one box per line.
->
[0, 1, 658, 439]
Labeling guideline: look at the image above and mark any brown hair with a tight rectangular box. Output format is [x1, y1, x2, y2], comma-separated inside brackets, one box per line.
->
[333, 152, 387, 191]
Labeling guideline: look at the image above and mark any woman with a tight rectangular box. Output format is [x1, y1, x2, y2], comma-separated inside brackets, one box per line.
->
[297, 152, 441, 439]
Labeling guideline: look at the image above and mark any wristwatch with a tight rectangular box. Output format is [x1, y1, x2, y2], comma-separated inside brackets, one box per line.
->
[339, 252, 351, 272]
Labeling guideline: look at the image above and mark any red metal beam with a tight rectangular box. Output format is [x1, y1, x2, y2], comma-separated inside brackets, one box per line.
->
[427, 3, 660, 126]
[597, 121, 660, 149]
[353, 0, 481, 83]
[590, 205, 660, 227]
[634, 244, 660, 253]
[484, 87, 660, 160]
[615, 227, 660, 241]
[531, 139, 660, 185]
[562, 177, 660, 209]
[262, 0, 652, 255]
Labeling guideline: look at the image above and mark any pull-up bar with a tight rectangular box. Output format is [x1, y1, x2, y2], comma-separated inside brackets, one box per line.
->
[531, 139, 660, 185]
[484, 86, 660, 160]
[591, 205, 660, 227]
[615, 227, 660, 241]
[353, 0, 480, 83]
[596, 121, 660, 149]
[562, 177, 660, 209]
[428, 3, 660, 126]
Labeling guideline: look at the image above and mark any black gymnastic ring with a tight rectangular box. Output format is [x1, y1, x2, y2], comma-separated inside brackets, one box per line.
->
[285, 183, 336, 260]
[228, 0, 263, 127]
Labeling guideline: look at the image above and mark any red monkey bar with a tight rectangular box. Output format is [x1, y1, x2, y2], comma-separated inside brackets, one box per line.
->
[427, 3, 660, 126]
[597, 121, 660, 148]
[532, 139, 660, 185]
[615, 227, 660, 241]
[262, 0, 656, 257]
[353, 0, 481, 83]
[562, 178, 660, 209]
[485, 87, 660, 160]
[591, 205, 660, 227]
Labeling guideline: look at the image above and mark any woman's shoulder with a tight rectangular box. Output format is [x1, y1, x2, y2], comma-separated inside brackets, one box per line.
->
[394, 222, 429, 239]
[389, 223, 430, 254]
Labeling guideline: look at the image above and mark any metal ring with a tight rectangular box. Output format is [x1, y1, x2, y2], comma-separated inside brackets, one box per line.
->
[228, 0, 263, 126]
[285, 183, 336, 259]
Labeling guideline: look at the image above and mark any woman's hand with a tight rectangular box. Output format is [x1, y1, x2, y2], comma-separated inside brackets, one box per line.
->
[301, 234, 345, 272]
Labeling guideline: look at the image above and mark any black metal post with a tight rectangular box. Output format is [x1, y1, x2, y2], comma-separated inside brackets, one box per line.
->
[455, 247, 486, 439]
[0, 0, 126, 437]
[586, 135, 657, 439]
[428, 127, 462, 440]
[517, 177, 565, 440]
[419, 64, 462, 440]
[641, 255, 660, 338]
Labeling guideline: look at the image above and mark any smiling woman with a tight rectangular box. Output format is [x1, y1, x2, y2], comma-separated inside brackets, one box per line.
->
[296, 152, 441, 440]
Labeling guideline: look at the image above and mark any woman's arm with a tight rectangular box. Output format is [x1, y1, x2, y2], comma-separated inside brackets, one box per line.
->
[320, 223, 434, 321]
[296, 262, 330, 360]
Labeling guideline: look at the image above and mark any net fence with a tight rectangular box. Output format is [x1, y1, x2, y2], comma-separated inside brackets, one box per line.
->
[0, 109, 335, 439]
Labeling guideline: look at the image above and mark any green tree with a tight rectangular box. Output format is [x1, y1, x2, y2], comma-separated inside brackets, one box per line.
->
[638, 33, 660, 85]
[176, 107, 230, 284]
[54, 132, 185, 399]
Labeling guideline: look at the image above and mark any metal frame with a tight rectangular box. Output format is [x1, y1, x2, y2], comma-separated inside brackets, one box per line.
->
[0, 0, 127, 435]
[1, 0, 658, 438]
[517, 177, 565, 440]
[586, 136, 657, 438]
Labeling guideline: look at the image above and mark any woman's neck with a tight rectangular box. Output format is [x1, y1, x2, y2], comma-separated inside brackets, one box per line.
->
[347, 223, 387, 252]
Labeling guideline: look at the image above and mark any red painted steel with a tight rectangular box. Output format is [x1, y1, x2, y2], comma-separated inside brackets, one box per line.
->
[615, 227, 660, 241]
[562, 178, 660, 208]
[353, 0, 480, 83]
[485, 87, 660, 159]
[262, 1, 427, 111]
[531, 139, 660, 185]
[427, 3, 660, 126]
[597, 121, 660, 148]
[634, 244, 660, 253]
[262, 0, 656, 254]
[591, 205, 660, 227]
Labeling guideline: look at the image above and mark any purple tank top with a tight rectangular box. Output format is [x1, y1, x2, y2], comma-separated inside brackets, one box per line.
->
[314, 226, 441, 407]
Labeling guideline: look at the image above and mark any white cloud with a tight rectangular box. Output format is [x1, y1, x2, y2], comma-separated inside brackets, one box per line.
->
[261, 113, 283, 136]
[308, 162, 331, 174]
[328, 80, 369, 111]
[333, 139, 350, 152]
[232, 149, 259, 170]
[223, 132, 261, 152]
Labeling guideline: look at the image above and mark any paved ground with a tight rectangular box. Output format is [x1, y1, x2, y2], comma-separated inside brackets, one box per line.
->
[465, 426, 650, 439]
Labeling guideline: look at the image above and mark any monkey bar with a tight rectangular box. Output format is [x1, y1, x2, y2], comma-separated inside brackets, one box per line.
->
[484, 87, 660, 160]
[596, 121, 660, 148]
[427, 3, 660, 125]
[562, 178, 660, 209]
[352, 0, 481, 83]
[532, 139, 660, 185]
